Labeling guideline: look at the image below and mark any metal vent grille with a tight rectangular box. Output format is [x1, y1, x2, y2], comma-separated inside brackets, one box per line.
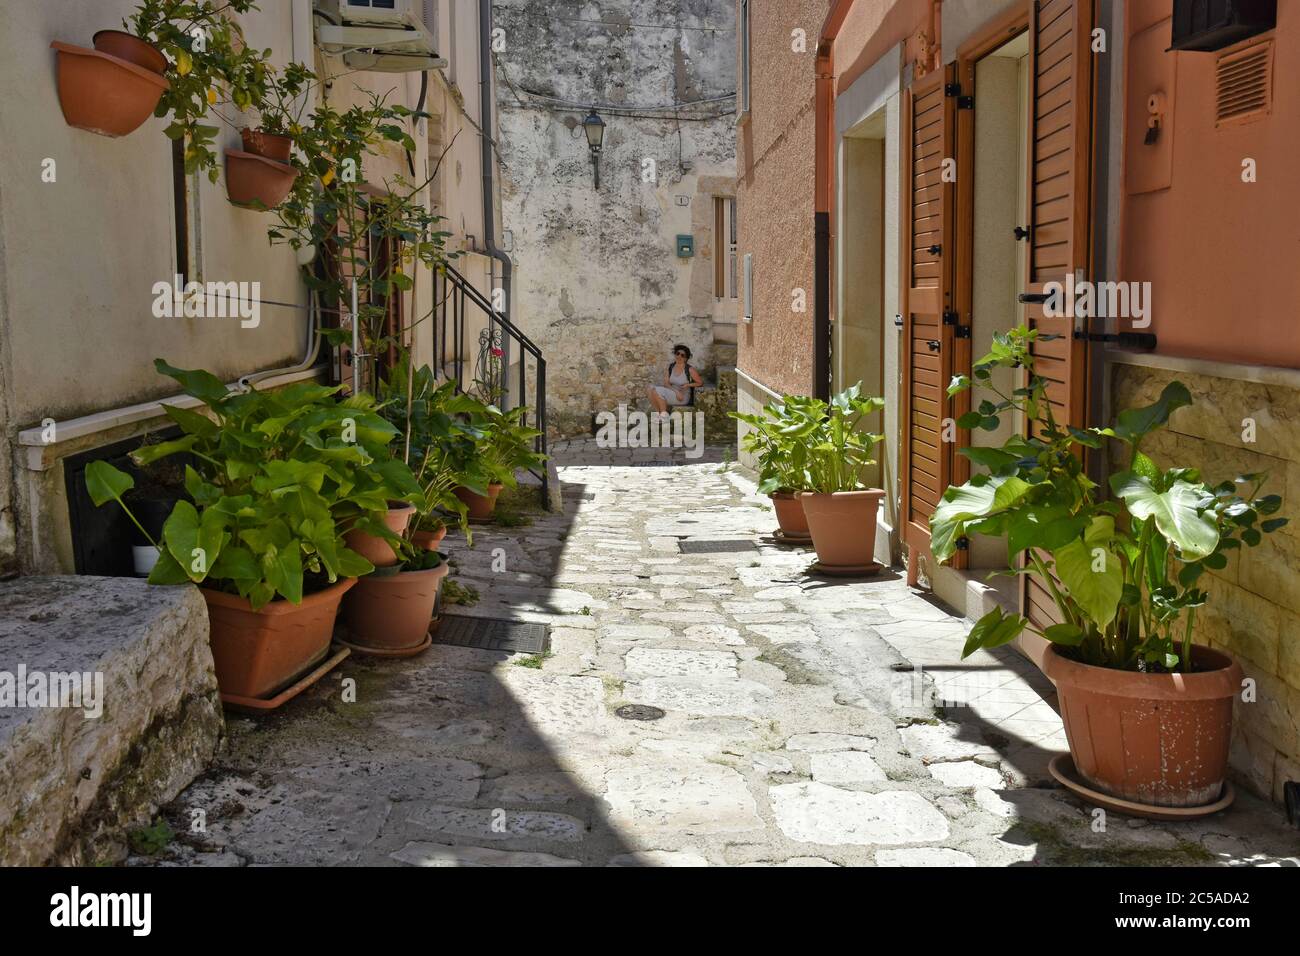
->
[1215, 40, 1273, 126]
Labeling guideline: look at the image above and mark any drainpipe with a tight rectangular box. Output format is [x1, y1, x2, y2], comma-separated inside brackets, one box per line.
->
[813, 0, 854, 401]
[479, 0, 513, 395]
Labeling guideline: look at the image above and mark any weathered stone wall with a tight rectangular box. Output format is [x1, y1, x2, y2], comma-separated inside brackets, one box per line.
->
[1112, 361, 1300, 804]
[493, 0, 737, 438]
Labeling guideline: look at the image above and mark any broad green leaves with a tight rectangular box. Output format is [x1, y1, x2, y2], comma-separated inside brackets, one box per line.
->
[85, 460, 134, 507]
[1112, 473, 1219, 559]
[961, 607, 1029, 658]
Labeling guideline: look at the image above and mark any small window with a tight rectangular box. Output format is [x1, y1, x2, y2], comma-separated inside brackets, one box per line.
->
[740, 0, 751, 114]
[743, 253, 754, 322]
[713, 197, 738, 298]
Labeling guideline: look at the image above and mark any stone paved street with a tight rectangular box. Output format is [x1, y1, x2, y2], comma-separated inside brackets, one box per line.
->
[138, 450, 1300, 867]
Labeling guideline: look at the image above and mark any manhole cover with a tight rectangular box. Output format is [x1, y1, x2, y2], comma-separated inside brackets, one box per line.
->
[678, 539, 759, 554]
[433, 614, 550, 654]
[615, 704, 666, 721]
[632, 461, 677, 467]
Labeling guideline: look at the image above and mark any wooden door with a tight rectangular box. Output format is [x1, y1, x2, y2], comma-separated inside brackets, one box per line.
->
[902, 63, 958, 587]
[1021, 0, 1096, 630]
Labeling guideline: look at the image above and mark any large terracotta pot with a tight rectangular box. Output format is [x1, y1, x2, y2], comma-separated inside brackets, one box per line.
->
[225, 149, 300, 210]
[240, 127, 294, 162]
[91, 30, 167, 74]
[455, 482, 503, 520]
[770, 491, 810, 539]
[51, 42, 170, 138]
[342, 563, 449, 651]
[799, 489, 884, 570]
[1044, 644, 1242, 808]
[343, 502, 415, 567]
[201, 578, 355, 700]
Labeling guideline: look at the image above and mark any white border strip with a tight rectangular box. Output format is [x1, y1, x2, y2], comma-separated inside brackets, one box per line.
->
[1107, 349, 1300, 391]
[835, 44, 903, 138]
[734, 366, 784, 402]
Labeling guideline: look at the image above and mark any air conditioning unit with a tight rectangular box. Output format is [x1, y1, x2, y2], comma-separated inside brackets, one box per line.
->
[315, 0, 448, 72]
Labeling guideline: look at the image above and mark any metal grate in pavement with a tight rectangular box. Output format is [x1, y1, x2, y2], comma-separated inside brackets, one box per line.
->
[432, 614, 550, 654]
[632, 461, 678, 467]
[677, 538, 758, 554]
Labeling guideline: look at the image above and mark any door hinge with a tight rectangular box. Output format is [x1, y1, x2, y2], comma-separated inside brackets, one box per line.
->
[942, 310, 959, 326]
[955, 537, 969, 551]
[954, 324, 972, 339]
[958, 95, 974, 110]
[944, 82, 963, 97]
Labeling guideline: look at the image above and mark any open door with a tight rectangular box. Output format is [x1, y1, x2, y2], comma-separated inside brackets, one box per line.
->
[902, 63, 958, 587]
[1021, 0, 1096, 633]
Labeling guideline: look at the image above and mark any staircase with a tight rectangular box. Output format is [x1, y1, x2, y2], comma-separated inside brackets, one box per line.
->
[433, 263, 551, 506]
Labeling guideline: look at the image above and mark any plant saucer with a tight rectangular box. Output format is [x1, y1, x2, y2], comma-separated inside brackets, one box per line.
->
[1048, 754, 1235, 821]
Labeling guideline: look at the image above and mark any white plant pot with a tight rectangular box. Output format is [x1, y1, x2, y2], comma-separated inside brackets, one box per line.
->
[132, 545, 160, 578]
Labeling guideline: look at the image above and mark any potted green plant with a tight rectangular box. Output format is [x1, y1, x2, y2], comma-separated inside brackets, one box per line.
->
[84, 360, 421, 708]
[227, 61, 315, 209]
[339, 538, 449, 656]
[730, 395, 824, 542]
[930, 327, 1286, 813]
[792, 384, 885, 573]
[455, 403, 547, 521]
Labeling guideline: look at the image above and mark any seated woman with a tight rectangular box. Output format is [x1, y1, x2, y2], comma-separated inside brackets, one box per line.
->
[646, 344, 704, 414]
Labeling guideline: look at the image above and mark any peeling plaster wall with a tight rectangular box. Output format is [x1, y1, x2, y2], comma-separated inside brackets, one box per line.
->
[493, 0, 736, 437]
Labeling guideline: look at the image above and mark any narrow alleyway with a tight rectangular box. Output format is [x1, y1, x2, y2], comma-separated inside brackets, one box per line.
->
[141, 450, 1299, 867]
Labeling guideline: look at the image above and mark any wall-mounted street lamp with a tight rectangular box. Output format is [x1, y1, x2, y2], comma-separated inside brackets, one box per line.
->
[582, 110, 606, 189]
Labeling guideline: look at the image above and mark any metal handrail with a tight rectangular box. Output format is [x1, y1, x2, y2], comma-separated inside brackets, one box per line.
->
[434, 262, 549, 506]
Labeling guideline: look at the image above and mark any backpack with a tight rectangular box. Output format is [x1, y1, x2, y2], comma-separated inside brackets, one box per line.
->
[667, 362, 696, 406]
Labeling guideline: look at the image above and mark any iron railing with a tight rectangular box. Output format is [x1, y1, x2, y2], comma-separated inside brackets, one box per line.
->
[434, 262, 549, 505]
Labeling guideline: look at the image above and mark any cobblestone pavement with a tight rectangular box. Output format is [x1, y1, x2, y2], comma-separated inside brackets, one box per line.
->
[138, 448, 1300, 867]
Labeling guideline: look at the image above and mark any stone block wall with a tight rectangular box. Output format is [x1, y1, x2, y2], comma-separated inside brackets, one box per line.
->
[1112, 360, 1300, 804]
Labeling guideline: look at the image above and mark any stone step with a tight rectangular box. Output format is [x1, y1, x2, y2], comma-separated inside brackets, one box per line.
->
[0, 576, 221, 865]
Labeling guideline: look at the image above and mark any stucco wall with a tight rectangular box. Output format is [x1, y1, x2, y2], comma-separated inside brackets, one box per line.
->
[0, 0, 490, 572]
[1120, 1, 1300, 368]
[735, 0, 831, 398]
[493, 0, 736, 437]
[1112, 359, 1300, 803]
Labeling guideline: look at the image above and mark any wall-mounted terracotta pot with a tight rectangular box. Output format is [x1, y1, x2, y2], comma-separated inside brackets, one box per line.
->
[342, 562, 448, 652]
[799, 489, 884, 572]
[224, 149, 300, 210]
[342, 501, 415, 567]
[91, 30, 167, 74]
[1044, 644, 1242, 808]
[202, 578, 355, 701]
[455, 482, 503, 520]
[412, 525, 447, 551]
[770, 490, 811, 540]
[240, 127, 294, 162]
[51, 41, 170, 138]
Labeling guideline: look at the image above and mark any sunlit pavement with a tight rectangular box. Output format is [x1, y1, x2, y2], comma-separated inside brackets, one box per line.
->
[136, 446, 1300, 867]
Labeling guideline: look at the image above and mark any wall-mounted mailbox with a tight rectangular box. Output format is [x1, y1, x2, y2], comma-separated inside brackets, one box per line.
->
[676, 234, 695, 258]
[1169, 0, 1276, 52]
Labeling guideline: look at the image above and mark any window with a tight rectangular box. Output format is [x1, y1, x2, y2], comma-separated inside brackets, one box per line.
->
[743, 253, 754, 322]
[740, 0, 751, 114]
[713, 197, 738, 298]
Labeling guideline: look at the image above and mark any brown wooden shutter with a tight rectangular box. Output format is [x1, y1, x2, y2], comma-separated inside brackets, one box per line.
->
[1022, 0, 1096, 631]
[902, 64, 958, 587]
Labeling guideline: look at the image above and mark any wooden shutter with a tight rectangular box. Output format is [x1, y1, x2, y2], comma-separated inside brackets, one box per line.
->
[902, 64, 957, 587]
[1022, 0, 1096, 631]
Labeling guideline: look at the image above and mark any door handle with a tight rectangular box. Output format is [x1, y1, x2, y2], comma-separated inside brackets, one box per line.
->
[1018, 292, 1051, 304]
[926, 339, 941, 352]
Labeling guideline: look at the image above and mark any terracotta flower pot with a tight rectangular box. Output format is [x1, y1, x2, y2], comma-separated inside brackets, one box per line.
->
[240, 127, 294, 162]
[51, 41, 170, 138]
[201, 578, 355, 701]
[224, 149, 300, 210]
[91, 30, 167, 74]
[455, 482, 504, 520]
[1044, 644, 1242, 808]
[412, 526, 447, 550]
[770, 490, 811, 539]
[342, 562, 449, 651]
[799, 489, 884, 571]
[342, 502, 415, 568]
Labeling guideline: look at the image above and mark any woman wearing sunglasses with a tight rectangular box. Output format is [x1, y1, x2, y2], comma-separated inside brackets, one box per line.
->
[647, 344, 704, 414]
